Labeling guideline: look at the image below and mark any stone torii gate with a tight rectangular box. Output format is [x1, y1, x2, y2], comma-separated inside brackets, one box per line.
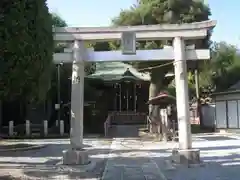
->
[53, 20, 216, 165]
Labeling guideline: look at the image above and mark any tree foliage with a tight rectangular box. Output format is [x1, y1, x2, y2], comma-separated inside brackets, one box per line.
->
[0, 0, 53, 102]
[51, 13, 67, 53]
[199, 42, 240, 93]
[112, 0, 211, 104]
[51, 13, 67, 27]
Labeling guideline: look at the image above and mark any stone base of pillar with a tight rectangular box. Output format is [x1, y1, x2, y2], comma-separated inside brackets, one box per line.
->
[62, 149, 89, 165]
[172, 149, 200, 164]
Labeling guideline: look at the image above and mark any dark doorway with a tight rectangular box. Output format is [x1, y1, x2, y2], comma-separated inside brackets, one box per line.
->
[120, 82, 135, 111]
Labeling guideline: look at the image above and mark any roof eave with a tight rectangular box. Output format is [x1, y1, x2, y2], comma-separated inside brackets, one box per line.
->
[211, 90, 240, 96]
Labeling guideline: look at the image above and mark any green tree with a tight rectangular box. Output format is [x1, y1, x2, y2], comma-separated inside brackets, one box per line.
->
[48, 13, 68, 103]
[51, 13, 68, 53]
[199, 42, 240, 94]
[0, 0, 53, 102]
[51, 13, 97, 75]
[51, 13, 67, 27]
[112, 0, 211, 112]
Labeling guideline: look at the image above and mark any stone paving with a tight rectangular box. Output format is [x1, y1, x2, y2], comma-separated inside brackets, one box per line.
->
[102, 133, 240, 180]
[0, 138, 112, 179]
[102, 138, 167, 180]
[156, 134, 240, 180]
[1, 133, 240, 179]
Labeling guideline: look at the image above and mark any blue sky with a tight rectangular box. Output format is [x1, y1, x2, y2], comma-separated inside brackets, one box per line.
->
[47, 0, 240, 47]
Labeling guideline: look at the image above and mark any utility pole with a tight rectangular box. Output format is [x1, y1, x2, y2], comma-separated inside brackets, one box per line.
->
[56, 63, 63, 126]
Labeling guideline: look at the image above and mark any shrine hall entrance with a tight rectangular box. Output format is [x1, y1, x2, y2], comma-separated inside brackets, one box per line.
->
[112, 81, 148, 112]
[120, 82, 135, 111]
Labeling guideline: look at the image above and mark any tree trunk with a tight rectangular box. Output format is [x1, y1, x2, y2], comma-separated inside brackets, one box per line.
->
[148, 70, 165, 137]
[149, 71, 164, 112]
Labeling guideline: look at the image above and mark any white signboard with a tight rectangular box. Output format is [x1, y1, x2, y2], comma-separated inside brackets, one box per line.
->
[121, 32, 136, 55]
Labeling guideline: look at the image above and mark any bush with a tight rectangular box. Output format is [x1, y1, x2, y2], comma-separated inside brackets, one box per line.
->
[0, 0, 53, 102]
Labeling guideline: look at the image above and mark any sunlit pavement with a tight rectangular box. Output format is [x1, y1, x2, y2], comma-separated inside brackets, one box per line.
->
[1, 133, 240, 179]
[0, 138, 112, 179]
[161, 134, 240, 180]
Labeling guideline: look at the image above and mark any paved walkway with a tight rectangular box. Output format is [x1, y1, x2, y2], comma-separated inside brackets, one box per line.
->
[102, 138, 167, 180]
[1, 133, 240, 179]
[0, 138, 111, 179]
[102, 133, 240, 180]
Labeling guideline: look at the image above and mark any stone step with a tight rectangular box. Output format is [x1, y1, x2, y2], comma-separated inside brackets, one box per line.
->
[108, 125, 144, 138]
[110, 113, 147, 126]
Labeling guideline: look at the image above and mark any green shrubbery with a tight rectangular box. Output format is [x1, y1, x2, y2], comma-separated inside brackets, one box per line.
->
[0, 0, 53, 102]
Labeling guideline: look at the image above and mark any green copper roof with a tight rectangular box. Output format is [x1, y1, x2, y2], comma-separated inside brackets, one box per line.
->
[86, 62, 150, 82]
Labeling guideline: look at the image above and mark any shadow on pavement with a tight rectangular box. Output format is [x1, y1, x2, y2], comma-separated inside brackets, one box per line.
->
[1, 137, 240, 179]
[198, 145, 240, 151]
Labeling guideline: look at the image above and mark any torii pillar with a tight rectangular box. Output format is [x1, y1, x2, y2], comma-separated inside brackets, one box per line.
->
[172, 37, 199, 164]
[174, 37, 192, 149]
[62, 40, 89, 165]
